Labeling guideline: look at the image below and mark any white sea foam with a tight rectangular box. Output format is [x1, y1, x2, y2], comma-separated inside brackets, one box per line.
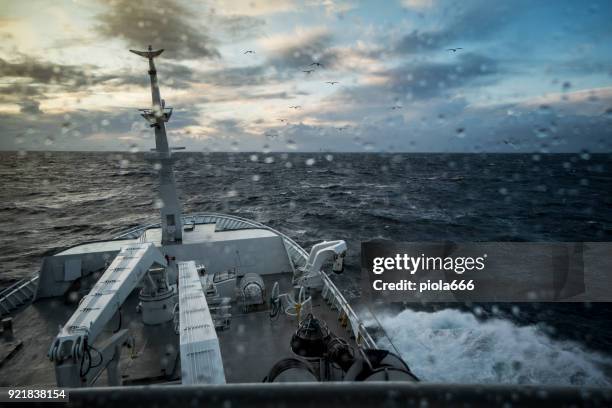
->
[374, 308, 612, 386]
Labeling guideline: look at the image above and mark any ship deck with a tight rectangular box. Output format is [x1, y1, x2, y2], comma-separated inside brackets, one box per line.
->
[0, 272, 355, 386]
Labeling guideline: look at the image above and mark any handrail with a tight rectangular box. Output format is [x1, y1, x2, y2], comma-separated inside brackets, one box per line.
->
[321, 273, 376, 349]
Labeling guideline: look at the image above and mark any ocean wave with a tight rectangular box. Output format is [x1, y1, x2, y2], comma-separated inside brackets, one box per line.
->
[375, 308, 612, 386]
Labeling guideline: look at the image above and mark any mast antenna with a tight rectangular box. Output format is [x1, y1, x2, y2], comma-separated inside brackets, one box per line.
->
[131, 45, 183, 244]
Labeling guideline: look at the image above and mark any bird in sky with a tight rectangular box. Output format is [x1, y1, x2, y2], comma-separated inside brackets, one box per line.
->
[277, 118, 288, 122]
[391, 105, 402, 110]
[336, 126, 348, 131]
[326, 81, 339, 85]
[447, 48, 463, 52]
[244, 50, 256, 54]
[303, 69, 315, 74]
[309, 62, 324, 67]
[289, 105, 301, 110]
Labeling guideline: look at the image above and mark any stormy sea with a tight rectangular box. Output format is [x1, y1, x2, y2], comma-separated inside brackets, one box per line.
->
[1, 151, 611, 386]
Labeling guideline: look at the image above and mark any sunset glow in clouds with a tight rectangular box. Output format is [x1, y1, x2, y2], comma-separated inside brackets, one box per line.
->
[1, 0, 611, 152]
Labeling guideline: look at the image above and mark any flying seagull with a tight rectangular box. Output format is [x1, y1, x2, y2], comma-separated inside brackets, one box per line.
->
[391, 105, 402, 110]
[447, 48, 463, 53]
[303, 69, 315, 74]
[309, 62, 324, 67]
[326, 81, 339, 85]
[289, 105, 301, 109]
[277, 118, 288, 122]
[244, 50, 256, 54]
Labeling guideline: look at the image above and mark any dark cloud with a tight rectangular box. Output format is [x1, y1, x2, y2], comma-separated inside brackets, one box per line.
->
[335, 53, 500, 106]
[0, 56, 120, 111]
[394, 1, 517, 54]
[386, 53, 499, 98]
[0, 56, 101, 88]
[115, 60, 197, 89]
[95, 0, 220, 60]
[267, 30, 339, 70]
[0, 106, 201, 151]
[19, 100, 42, 115]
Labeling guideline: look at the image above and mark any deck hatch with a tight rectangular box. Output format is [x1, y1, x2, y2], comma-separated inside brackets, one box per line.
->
[178, 261, 226, 385]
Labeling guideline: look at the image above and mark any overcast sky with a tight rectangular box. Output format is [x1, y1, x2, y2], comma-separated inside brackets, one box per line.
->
[1, 0, 611, 152]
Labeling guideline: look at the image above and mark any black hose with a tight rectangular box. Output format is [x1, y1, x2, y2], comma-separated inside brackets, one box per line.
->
[113, 308, 122, 333]
[269, 298, 281, 320]
[263, 357, 319, 382]
[79, 340, 104, 378]
[89, 345, 104, 369]
[79, 341, 92, 378]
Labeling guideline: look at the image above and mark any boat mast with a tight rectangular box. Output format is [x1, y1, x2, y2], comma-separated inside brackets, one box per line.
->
[130, 46, 183, 244]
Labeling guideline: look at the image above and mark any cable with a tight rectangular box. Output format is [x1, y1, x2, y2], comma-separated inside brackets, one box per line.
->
[263, 357, 319, 382]
[89, 345, 104, 369]
[113, 308, 122, 333]
[269, 298, 281, 320]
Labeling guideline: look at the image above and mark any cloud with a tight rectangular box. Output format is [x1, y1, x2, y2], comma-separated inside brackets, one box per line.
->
[19, 100, 42, 114]
[207, 0, 296, 17]
[0, 105, 202, 151]
[206, 13, 266, 42]
[393, 1, 518, 54]
[262, 27, 338, 70]
[0, 56, 101, 88]
[0, 56, 120, 110]
[333, 52, 500, 107]
[95, 0, 220, 60]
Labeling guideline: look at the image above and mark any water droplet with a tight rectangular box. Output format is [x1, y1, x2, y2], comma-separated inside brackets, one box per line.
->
[129, 144, 139, 153]
[252, 174, 261, 182]
[538, 104, 551, 114]
[534, 127, 548, 139]
[101, 119, 110, 126]
[153, 198, 165, 209]
[286, 139, 297, 150]
[305, 158, 316, 166]
[264, 156, 274, 164]
[325, 154, 334, 162]
[249, 154, 258, 162]
[153, 162, 162, 171]
[456, 128, 466, 138]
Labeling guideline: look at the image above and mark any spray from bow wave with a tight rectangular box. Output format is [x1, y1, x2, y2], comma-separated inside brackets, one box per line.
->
[374, 308, 612, 386]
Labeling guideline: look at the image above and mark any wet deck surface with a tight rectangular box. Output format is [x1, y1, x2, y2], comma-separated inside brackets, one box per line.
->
[0, 291, 180, 387]
[218, 273, 354, 383]
[0, 272, 356, 386]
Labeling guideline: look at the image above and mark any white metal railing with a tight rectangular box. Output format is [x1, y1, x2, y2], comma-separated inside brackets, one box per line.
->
[0, 274, 39, 316]
[321, 273, 376, 349]
[115, 213, 309, 273]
